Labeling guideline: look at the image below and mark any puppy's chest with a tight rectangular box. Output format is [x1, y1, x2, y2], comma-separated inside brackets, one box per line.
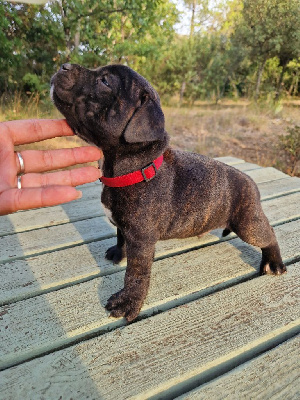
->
[101, 201, 115, 225]
[101, 189, 119, 226]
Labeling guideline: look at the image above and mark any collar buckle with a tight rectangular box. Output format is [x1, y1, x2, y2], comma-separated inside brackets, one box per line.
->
[141, 162, 158, 182]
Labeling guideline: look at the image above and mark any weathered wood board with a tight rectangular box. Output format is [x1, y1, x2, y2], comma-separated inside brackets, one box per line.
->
[0, 197, 104, 236]
[258, 176, 300, 199]
[215, 156, 245, 165]
[0, 216, 116, 263]
[225, 162, 262, 172]
[178, 335, 300, 400]
[245, 166, 287, 183]
[0, 263, 299, 399]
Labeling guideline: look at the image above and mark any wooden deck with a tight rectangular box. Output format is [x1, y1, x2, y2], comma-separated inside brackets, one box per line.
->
[0, 157, 299, 399]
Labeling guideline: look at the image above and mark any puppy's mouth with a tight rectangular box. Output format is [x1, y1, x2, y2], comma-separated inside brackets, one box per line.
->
[50, 71, 76, 105]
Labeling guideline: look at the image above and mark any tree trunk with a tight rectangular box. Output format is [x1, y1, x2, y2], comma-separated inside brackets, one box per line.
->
[180, 81, 186, 105]
[216, 77, 229, 104]
[275, 64, 287, 100]
[229, 76, 239, 99]
[74, 20, 81, 51]
[190, 0, 196, 38]
[254, 59, 267, 101]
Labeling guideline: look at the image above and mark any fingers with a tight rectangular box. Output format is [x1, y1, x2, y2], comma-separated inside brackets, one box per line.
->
[0, 119, 74, 145]
[19, 166, 101, 188]
[15, 146, 102, 174]
[0, 186, 83, 216]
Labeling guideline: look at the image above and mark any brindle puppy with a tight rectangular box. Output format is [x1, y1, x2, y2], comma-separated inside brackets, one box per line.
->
[51, 63, 286, 322]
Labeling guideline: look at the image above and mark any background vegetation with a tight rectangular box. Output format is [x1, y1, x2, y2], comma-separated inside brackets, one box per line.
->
[1, 0, 300, 175]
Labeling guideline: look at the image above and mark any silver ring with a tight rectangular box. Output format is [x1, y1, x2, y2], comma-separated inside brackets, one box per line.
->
[17, 175, 22, 190]
[16, 152, 25, 175]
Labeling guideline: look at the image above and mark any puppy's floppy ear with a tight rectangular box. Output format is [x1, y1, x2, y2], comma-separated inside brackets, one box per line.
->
[124, 94, 165, 143]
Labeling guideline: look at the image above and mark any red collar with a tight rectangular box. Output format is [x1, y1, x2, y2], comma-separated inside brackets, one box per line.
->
[100, 155, 164, 187]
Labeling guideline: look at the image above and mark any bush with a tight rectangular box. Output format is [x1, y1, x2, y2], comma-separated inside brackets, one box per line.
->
[279, 125, 300, 175]
[22, 73, 46, 94]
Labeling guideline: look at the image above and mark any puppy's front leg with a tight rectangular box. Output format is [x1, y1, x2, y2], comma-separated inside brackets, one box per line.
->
[106, 240, 155, 322]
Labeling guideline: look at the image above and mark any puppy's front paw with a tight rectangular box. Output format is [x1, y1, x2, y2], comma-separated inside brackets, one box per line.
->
[106, 289, 144, 322]
[260, 261, 287, 275]
[105, 245, 126, 264]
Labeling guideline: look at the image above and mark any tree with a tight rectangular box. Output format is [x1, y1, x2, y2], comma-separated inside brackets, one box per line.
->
[0, 0, 177, 95]
[232, 0, 300, 99]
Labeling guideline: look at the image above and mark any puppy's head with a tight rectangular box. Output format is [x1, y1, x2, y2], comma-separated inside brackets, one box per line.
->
[51, 63, 166, 150]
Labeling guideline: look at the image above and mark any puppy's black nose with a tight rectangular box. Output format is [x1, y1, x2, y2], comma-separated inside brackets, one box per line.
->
[61, 63, 72, 71]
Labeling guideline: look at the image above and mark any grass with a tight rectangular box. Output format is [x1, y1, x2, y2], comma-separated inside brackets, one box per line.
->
[164, 98, 300, 176]
[1, 93, 299, 176]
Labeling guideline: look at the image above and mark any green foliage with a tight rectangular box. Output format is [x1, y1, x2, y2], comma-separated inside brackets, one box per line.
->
[231, 0, 300, 98]
[0, 0, 299, 104]
[0, 0, 177, 94]
[22, 73, 47, 94]
[279, 125, 300, 175]
[279, 126, 300, 159]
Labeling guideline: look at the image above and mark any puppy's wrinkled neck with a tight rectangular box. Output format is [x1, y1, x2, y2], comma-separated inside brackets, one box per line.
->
[102, 133, 169, 178]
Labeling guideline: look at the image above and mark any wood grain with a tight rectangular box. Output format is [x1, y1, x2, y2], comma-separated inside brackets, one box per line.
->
[258, 176, 300, 199]
[245, 167, 287, 183]
[177, 335, 300, 400]
[0, 216, 116, 263]
[0, 159, 299, 400]
[214, 156, 245, 165]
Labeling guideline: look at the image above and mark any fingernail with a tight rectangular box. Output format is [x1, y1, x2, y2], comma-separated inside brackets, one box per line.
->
[76, 190, 82, 199]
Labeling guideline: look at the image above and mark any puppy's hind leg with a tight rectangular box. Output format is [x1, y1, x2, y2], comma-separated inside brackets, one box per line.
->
[233, 208, 286, 276]
[260, 241, 286, 275]
[106, 228, 127, 264]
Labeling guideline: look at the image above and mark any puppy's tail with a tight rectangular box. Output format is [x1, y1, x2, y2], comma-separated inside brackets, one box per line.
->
[222, 228, 231, 237]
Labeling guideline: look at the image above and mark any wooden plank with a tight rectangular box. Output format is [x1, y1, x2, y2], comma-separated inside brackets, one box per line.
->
[245, 167, 288, 183]
[1, 190, 299, 305]
[0, 263, 299, 399]
[0, 216, 116, 263]
[0, 198, 105, 236]
[0, 221, 299, 370]
[214, 156, 245, 165]
[177, 335, 300, 400]
[261, 192, 300, 224]
[258, 176, 300, 200]
[229, 162, 262, 172]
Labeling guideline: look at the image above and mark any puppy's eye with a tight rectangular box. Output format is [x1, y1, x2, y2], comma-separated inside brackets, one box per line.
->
[100, 76, 109, 87]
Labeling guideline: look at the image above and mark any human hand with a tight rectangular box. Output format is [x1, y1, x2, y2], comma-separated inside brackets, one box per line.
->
[0, 119, 102, 215]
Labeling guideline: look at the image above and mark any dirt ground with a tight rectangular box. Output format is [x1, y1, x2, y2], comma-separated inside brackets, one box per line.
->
[164, 100, 300, 176]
